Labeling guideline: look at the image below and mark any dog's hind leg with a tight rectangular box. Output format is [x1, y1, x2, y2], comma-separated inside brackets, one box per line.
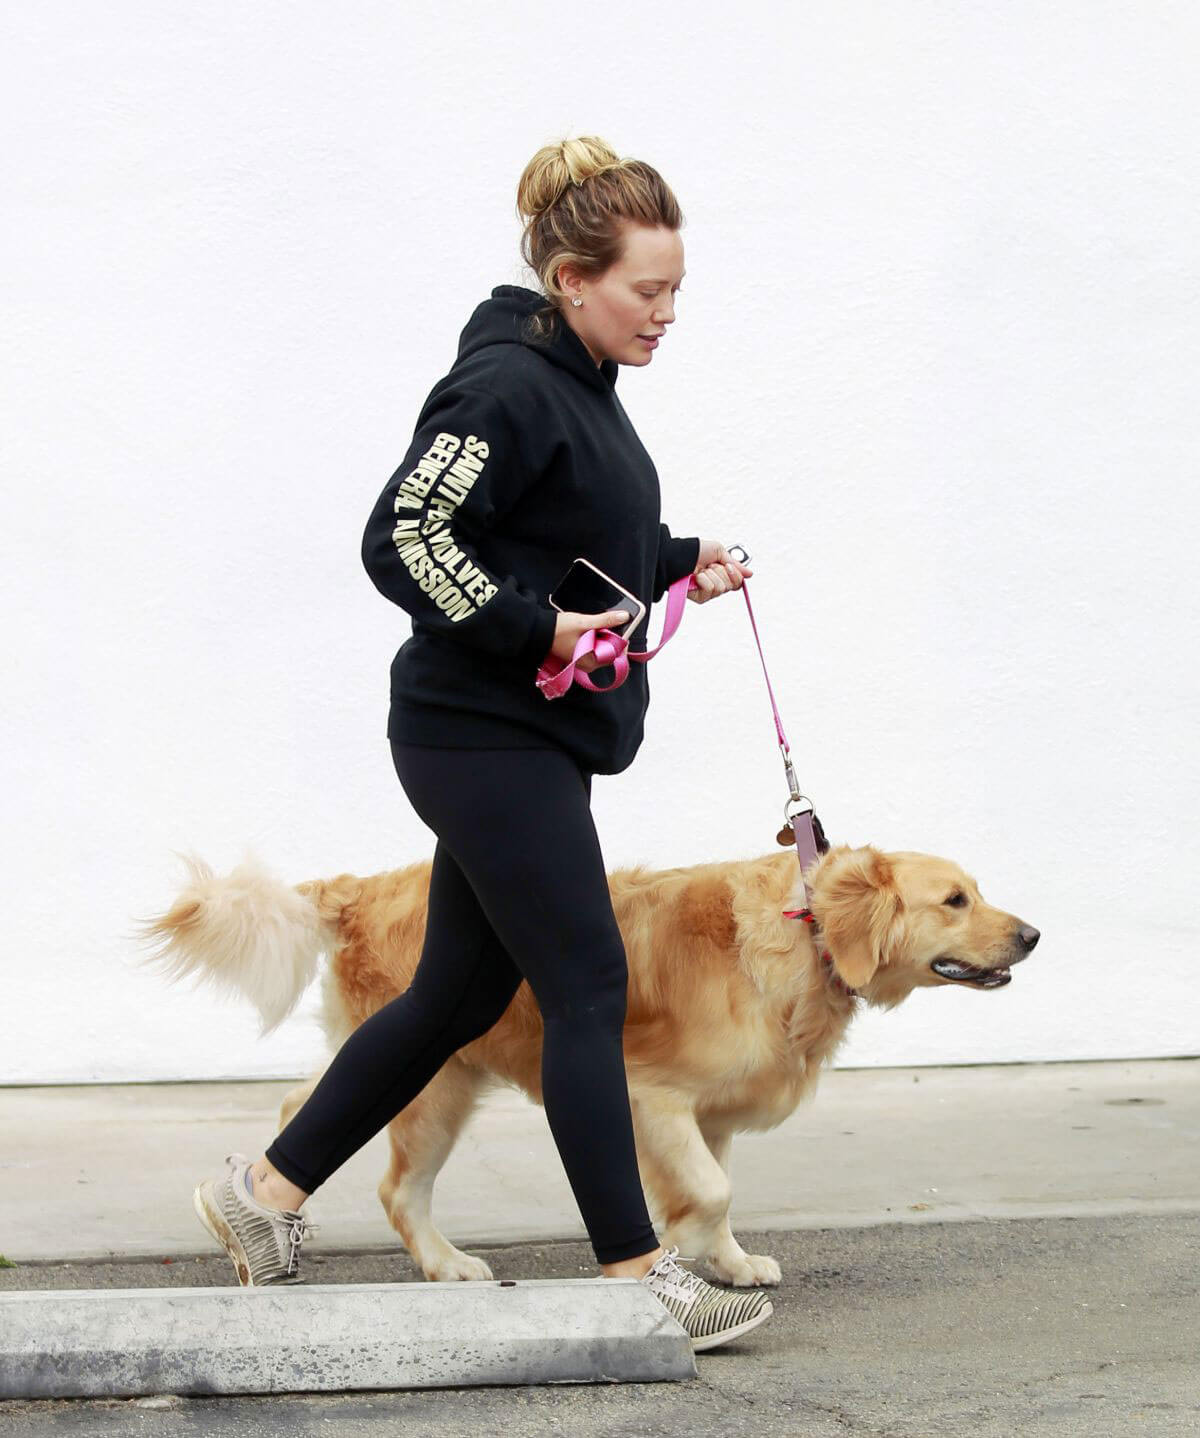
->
[378, 1055, 494, 1282]
[697, 1121, 782, 1288]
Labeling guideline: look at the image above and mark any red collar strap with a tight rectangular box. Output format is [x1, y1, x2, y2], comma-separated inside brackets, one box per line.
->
[782, 907, 859, 998]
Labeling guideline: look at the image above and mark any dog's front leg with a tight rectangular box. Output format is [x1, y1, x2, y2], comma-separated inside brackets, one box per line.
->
[632, 1098, 778, 1288]
[697, 1123, 782, 1288]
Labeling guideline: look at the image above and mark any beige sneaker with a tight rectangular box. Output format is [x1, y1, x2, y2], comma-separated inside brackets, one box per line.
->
[192, 1151, 319, 1286]
[640, 1245, 774, 1352]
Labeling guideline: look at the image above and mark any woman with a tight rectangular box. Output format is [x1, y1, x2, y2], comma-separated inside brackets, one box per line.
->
[193, 135, 770, 1353]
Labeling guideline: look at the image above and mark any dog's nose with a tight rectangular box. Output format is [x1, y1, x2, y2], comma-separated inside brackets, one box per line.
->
[1017, 925, 1040, 950]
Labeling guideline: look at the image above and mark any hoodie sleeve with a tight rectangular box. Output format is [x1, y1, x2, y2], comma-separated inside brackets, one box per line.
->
[652, 523, 701, 604]
[361, 385, 559, 666]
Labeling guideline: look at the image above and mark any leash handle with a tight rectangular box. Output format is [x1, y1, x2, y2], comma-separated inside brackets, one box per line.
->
[535, 571, 698, 700]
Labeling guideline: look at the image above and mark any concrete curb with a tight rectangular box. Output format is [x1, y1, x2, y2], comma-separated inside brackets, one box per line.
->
[0, 1277, 697, 1398]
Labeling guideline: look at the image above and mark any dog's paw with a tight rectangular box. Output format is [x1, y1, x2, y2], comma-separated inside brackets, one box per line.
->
[707, 1251, 782, 1288]
[424, 1250, 494, 1282]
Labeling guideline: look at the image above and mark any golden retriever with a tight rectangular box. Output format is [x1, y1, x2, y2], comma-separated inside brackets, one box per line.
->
[137, 842, 1039, 1287]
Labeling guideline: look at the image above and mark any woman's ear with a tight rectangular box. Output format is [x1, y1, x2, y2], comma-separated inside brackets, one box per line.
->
[807, 845, 902, 989]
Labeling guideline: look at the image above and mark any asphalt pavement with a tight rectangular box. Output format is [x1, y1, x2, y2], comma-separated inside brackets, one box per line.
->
[1, 1057, 1196, 1434]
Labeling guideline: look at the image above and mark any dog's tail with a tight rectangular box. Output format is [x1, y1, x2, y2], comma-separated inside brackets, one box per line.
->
[130, 850, 362, 1037]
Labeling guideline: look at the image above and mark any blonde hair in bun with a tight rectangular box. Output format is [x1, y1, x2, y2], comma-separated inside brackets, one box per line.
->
[516, 135, 683, 342]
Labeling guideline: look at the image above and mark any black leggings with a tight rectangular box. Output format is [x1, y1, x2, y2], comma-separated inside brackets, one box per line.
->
[264, 741, 660, 1266]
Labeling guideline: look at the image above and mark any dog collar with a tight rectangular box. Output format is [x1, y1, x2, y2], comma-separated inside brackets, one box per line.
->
[782, 907, 859, 998]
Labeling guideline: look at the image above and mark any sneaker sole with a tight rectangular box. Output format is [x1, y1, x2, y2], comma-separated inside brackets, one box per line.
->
[690, 1297, 774, 1353]
[193, 1179, 254, 1287]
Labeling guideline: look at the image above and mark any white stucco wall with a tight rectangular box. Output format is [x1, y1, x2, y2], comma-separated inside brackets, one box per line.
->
[3, 2, 1195, 1085]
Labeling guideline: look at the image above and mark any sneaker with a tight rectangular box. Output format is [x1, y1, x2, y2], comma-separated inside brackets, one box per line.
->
[639, 1245, 774, 1352]
[192, 1151, 319, 1287]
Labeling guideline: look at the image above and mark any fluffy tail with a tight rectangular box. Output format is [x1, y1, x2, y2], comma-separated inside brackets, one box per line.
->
[131, 850, 360, 1036]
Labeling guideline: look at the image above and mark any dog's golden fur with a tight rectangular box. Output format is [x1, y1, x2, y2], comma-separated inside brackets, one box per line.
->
[138, 843, 1037, 1286]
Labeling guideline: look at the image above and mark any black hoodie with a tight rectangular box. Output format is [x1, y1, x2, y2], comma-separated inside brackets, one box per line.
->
[361, 284, 701, 777]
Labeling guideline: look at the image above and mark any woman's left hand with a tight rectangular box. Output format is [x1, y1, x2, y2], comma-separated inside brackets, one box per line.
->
[687, 540, 753, 604]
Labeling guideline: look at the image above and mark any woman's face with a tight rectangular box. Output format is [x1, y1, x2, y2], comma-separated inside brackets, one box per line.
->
[558, 222, 685, 369]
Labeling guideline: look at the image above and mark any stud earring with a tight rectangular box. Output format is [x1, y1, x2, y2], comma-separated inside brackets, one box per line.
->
[571, 296, 582, 307]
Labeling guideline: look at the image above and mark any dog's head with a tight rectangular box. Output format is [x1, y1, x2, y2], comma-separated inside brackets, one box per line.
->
[802, 845, 1039, 1005]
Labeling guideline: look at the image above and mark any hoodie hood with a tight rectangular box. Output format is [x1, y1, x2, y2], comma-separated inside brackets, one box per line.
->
[455, 284, 619, 395]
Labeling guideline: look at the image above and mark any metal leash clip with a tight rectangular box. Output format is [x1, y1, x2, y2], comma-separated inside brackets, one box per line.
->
[778, 793, 813, 847]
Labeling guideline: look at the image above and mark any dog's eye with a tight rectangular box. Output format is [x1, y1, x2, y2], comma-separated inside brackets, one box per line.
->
[944, 891, 968, 907]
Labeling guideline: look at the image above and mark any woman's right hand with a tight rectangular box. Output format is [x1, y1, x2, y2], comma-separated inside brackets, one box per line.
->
[546, 609, 631, 673]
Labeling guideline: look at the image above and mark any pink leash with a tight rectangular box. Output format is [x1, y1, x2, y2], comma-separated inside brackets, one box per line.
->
[535, 571, 699, 700]
[535, 545, 827, 907]
[732, 555, 828, 907]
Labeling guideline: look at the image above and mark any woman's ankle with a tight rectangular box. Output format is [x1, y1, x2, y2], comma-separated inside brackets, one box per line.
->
[600, 1245, 664, 1280]
[249, 1158, 309, 1213]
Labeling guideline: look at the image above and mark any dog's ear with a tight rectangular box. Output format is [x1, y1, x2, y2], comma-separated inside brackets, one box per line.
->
[807, 845, 902, 989]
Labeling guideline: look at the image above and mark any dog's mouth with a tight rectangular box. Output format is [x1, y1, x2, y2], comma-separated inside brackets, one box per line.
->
[930, 957, 1013, 989]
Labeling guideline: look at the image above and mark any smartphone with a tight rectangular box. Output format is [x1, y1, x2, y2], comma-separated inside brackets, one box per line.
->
[548, 557, 646, 641]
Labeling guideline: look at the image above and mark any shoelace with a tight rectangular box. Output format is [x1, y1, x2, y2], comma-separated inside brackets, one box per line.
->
[644, 1246, 706, 1306]
[282, 1213, 319, 1276]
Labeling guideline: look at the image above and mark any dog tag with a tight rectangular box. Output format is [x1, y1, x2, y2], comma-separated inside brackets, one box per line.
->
[777, 810, 831, 851]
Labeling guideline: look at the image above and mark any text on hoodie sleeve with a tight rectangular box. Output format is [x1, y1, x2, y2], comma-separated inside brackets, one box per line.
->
[361, 385, 559, 665]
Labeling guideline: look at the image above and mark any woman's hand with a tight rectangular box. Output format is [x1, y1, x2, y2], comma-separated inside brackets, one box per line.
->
[687, 540, 753, 604]
[547, 608, 632, 672]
